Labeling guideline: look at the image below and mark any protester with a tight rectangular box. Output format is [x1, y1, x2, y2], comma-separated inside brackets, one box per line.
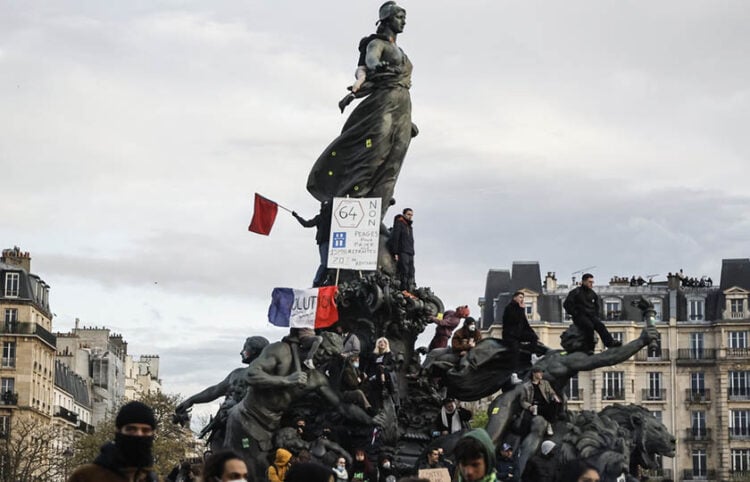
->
[558, 461, 601, 482]
[332, 456, 349, 482]
[286, 462, 336, 482]
[341, 355, 373, 411]
[520, 367, 561, 436]
[203, 449, 249, 482]
[495, 443, 517, 481]
[416, 447, 452, 474]
[67, 400, 159, 482]
[433, 397, 472, 435]
[521, 440, 557, 482]
[350, 448, 377, 482]
[452, 317, 482, 356]
[563, 273, 621, 352]
[368, 337, 397, 410]
[292, 200, 333, 287]
[428, 306, 469, 351]
[378, 454, 397, 482]
[267, 448, 293, 482]
[502, 291, 541, 384]
[454, 428, 497, 482]
[389, 208, 416, 292]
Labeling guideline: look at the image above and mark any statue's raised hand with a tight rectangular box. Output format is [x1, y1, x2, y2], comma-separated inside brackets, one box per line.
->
[640, 325, 660, 345]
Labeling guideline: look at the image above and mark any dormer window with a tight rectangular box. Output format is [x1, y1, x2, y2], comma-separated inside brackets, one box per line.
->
[4, 273, 19, 297]
[649, 298, 663, 321]
[688, 298, 705, 321]
[604, 298, 622, 321]
[725, 288, 749, 320]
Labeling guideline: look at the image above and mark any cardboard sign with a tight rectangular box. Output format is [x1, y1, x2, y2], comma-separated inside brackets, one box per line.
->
[327, 197, 381, 270]
[418, 468, 451, 482]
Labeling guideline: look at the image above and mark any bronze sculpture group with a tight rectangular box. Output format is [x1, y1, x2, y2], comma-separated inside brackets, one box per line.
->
[175, 3, 676, 481]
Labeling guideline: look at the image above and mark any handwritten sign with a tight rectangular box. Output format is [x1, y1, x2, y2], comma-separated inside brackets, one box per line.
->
[327, 197, 381, 270]
[418, 468, 451, 482]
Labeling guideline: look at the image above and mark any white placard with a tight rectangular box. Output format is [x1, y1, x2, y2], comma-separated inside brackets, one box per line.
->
[327, 197, 381, 270]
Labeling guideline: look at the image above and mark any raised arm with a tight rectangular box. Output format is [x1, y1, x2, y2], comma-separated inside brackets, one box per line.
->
[292, 212, 319, 228]
[175, 370, 235, 413]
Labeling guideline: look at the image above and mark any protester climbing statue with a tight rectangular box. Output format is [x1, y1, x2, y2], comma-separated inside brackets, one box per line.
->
[306, 1, 417, 220]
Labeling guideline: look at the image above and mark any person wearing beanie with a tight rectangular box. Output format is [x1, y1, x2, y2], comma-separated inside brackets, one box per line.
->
[521, 440, 557, 482]
[68, 400, 159, 482]
[452, 317, 482, 357]
[453, 428, 497, 482]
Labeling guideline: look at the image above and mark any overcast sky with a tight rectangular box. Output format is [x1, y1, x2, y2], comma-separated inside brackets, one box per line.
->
[2, 1, 749, 422]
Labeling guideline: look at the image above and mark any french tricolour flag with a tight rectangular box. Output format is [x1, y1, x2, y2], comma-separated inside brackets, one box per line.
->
[268, 286, 339, 329]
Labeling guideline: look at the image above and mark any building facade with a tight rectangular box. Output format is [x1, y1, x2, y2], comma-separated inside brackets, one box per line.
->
[124, 354, 162, 400]
[480, 259, 750, 481]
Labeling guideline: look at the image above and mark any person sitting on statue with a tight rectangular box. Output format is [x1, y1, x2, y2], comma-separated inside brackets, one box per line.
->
[502, 291, 542, 385]
[341, 354, 373, 412]
[563, 273, 622, 353]
[433, 397, 472, 436]
[367, 337, 397, 410]
[452, 317, 482, 357]
[292, 200, 333, 288]
[520, 367, 561, 436]
[429, 305, 468, 350]
[288, 327, 323, 370]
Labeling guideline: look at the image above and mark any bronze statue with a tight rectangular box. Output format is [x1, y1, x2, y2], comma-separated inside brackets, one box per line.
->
[307, 1, 416, 218]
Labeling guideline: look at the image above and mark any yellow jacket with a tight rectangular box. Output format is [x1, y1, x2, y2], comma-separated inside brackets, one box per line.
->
[267, 448, 293, 482]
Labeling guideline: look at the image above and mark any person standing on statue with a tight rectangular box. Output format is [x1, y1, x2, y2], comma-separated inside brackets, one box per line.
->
[563, 273, 622, 352]
[389, 208, 415, 291]
[307, 2, 416, 219]
[292, 200, 333, 287]
[502, 292, 541, 384]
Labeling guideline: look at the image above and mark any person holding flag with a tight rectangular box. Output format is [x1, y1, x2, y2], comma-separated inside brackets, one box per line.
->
[292, 200, 333, 287]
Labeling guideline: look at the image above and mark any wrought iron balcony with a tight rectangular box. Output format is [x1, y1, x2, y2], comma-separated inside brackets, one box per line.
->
[729, 427, 750, 440]
[0, 391, 18, 405]
[0, 321, 56, 348]
[728, 388, 750, 401]
[685, 427, 711, 442]
[640, 468, 672, 481]
[726, 347, 750, 358]
[676, 348, 717, 363]
[682, 469, 716, 480]
[601, 389, 625, 401]
[685, 389, 711, 403]
[77, 421, 95, 434]
[634, 349, 670, 362]
[641, 389, 666, 401]
[54, 406, 79, 424]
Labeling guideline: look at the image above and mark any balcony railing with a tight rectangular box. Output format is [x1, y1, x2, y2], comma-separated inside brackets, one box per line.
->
[731, 472, 750, 480]
[682, 469, 716, 480]
[0, 321, 56, 348]
[685, 428, 712, 442]
[567, 389, 584, 401]
[640, 468, 672, 481]
[730, 311, 746, 319]
[54, 406, 78, 424]
[601, 389, 625, 401]
[642, 389, 667, 401]
[77, 421, 95, 434]
[634, 349, 670, 362]
[727, 347, 750, 358]
[677, 348, 717, 362]
[685, 389, 711, 403]
[729, 428, 750, 440]
[0, 391, 18, 405]
[728, 389, 750, 401]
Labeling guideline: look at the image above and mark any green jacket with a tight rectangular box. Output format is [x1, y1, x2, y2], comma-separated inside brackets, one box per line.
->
[457, 428, 497, 482]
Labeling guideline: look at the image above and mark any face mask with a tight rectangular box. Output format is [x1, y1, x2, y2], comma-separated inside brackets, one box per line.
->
[338, 464, 346, 469]
[468, 325, 476, 332]
[115, 433, 154, 467]
[352, 362, 359, 368]
[382, 462, 391, 469]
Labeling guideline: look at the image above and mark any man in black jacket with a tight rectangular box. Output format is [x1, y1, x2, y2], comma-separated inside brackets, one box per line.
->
[563, 273, 621, 353]
[389, 208, 415, 291]
[293, 200, 333, 287]
[502, 291, 542, 384]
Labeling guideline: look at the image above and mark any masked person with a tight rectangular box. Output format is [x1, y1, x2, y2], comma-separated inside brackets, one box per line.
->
[452, 317, 482, 357]
[68, 401, 158, 482]
[203, 449, 249, 482]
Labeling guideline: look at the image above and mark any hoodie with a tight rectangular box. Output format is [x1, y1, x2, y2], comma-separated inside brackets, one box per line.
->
[267, 448, 293, 482]
[68, 442, 158, 482]
[457, 429, 497, 482]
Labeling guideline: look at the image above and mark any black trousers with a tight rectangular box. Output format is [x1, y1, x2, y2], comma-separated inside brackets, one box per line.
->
[397, 253, 415, 290]
[573, 315, 615, 347]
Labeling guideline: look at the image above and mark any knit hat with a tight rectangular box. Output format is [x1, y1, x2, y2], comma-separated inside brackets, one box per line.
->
[541, 440, 556, 456]
[116, 401, 156, 429]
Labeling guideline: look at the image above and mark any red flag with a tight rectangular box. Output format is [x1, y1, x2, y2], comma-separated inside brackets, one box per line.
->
[248, 193, 278, 235]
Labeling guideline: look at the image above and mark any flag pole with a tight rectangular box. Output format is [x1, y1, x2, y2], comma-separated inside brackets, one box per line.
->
[257, 193, 293, 213]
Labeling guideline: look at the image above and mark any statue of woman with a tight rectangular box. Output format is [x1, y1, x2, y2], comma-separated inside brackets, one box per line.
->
[307, 1, 416, 218]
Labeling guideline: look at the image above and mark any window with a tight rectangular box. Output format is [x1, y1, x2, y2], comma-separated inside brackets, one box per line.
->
[689, 299, 705, 321]
[692, 411, 706, 437]
[3, 309, 17, 332]
[0, 378, 13, 394]
[691, 372, 706, 394]
[568, 374, 580, 400]
[0, 415, 8, 436]
[730, 331, 748, 349]
[611, 332, 624, 344]
[692, 449, 707, 477]
[690, 332, 705, 358]
[731, 299, 745, 318]
[1, 342, 15, 368]
[651, 411, 663, 423]
[731, 410, 750, 438]
[732, 449, 750, 473]
[647, 372, 662, 399]
[4, 273, 19, 297]
[651, 299, 663, 321]
[602, 371, 624, 400]
[525, 303, 533, 318]
[730, 372, 750, 399]
[605, 299, 621, 320]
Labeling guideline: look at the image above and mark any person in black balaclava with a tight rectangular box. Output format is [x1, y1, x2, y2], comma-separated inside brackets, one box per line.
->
[68, 400, 159, 482]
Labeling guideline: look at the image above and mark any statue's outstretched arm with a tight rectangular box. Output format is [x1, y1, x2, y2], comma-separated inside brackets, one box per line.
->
[566, 325, 658, 372]
[176, 370, 234, 412]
